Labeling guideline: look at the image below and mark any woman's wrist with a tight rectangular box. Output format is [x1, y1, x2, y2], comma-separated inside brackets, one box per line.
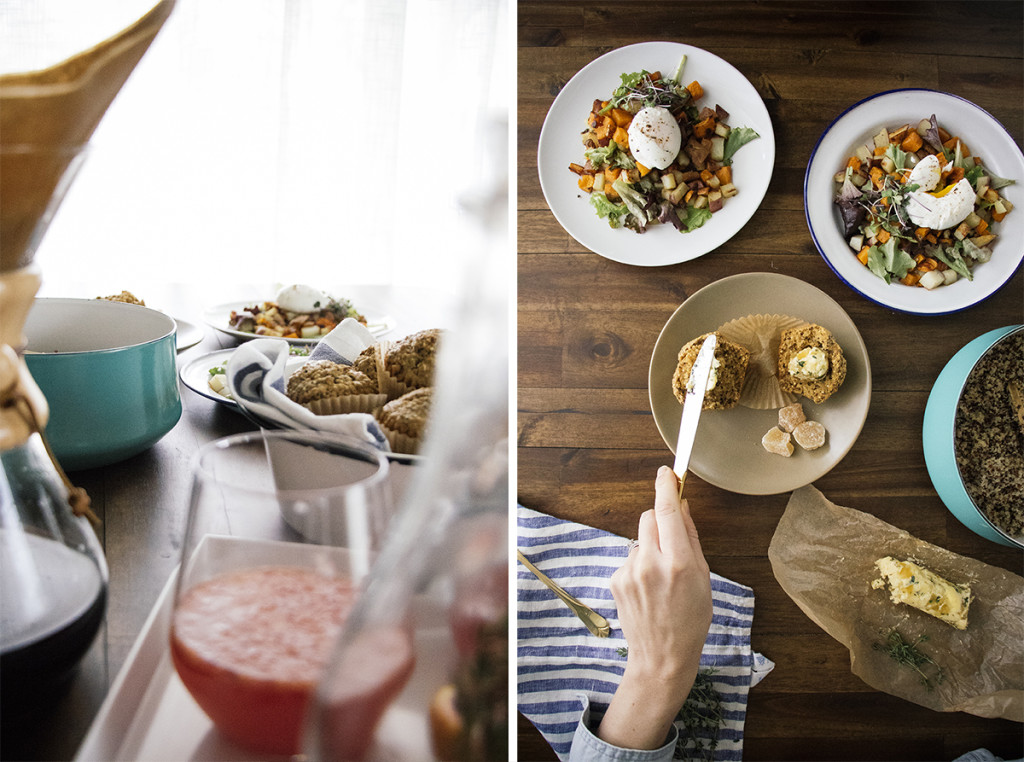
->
[596, 664, 696, 750]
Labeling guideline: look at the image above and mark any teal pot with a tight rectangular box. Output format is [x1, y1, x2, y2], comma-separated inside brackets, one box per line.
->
[24, 298, 182, 470]
[922, 325, 1023, 549]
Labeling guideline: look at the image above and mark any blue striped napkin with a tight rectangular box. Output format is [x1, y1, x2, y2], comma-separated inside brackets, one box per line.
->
[517, 505, 771, 761]
[225, 319, 388, 447]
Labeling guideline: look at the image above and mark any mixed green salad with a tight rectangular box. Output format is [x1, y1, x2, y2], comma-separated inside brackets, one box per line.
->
[568, 56, 760, 234]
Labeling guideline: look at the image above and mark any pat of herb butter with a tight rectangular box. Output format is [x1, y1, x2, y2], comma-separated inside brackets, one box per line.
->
[787, 346, 828, 381]
[871, 557, 971, 630]
[685, 356, 721, 393]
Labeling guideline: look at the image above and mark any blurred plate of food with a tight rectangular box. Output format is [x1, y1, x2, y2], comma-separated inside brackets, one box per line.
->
[648, 272, 871, 495]
[203, 285, 394, 345]
[537, 41, 775, 266]
[179, 346, 314, 409]
[805, 89, 1023, 315]
[179, 349, 240, 408]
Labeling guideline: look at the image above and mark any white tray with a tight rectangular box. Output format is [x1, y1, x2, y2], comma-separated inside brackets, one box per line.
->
[75, 547, 453, 761]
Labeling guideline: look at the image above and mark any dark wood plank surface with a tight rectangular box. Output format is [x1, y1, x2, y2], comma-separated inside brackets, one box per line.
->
[517, 2, 1024, 760]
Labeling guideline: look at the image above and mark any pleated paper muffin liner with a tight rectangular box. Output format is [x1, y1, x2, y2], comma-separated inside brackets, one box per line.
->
[382, 427, 421, 455]
[304, 392, 388, 417]
[717, 313, 809, 410]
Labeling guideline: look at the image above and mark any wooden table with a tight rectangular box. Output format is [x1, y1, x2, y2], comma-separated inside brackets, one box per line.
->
[517, 3, 1023, 760]
[0, 285, 449, 761]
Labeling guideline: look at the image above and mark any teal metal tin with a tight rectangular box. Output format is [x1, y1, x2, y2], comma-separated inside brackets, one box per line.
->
[922, 324, 1023, 549]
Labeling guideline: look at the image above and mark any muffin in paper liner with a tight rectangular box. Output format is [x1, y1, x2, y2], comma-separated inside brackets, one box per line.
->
[376, 387, 432, 454]
[381, 329, 441, 400]
[353, 340, 393, 396]
[717, 313, 809, 410]
[305, 392, 387, 417]
[286, 360, 386, 416]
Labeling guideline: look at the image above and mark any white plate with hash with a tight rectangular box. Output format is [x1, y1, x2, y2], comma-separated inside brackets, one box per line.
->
[203, 301, 394, 345]
[805, 89, 1024, 315]
[537, 41, 775, 267]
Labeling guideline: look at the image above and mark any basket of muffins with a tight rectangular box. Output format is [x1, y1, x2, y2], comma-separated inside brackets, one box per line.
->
[285, 328, 442, 455]
[672, 316, 847, 458]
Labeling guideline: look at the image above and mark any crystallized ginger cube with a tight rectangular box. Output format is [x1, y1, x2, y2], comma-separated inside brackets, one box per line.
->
[761, 427, 794, 457]
[793, 420, 827, 450]
[778, 403, 806, 433]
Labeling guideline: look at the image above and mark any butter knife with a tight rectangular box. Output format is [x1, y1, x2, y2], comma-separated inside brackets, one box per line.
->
[517, 549, 611, 638]
[673, 333, 717, 495]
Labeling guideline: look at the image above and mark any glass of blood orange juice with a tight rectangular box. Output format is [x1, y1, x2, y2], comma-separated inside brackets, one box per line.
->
[169, 430, 395, 757]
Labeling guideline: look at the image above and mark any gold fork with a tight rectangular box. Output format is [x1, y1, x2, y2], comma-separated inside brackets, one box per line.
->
[517, 549, 611, 638]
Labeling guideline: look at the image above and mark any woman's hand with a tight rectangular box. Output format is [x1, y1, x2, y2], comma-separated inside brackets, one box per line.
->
[596, 465, 714, 751]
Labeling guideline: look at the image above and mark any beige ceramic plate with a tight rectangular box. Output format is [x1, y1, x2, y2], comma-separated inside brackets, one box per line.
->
[648, 272, 872, 495]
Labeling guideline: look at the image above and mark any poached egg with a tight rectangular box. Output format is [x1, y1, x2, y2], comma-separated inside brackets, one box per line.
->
[626, 107, 681, 170]
[275, 284, 328, 313]
[906, 153, 943, 192]
[904, 153, 975, 230]
[907, 178, 975, 231]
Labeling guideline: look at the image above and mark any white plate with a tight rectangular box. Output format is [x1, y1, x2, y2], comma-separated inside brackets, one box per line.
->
[805, 88, 1024, 315]
[179, 348, 317, 410]
[173, 318, 203, 352]
[537, 41, 776, 267]
[74, 539, 451, 762]
[178, 349, 240, 408]
[648, 273, 871, 495]
[202, 301, 395, 345]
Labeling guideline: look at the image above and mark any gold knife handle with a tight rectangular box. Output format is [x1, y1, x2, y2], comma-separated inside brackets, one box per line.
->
[517, 549, 611, 638]
[676, 469, 687, 498]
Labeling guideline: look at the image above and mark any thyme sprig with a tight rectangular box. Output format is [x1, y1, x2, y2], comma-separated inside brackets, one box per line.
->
[872, 628, 945, 691]
[675, 669, 723, 762]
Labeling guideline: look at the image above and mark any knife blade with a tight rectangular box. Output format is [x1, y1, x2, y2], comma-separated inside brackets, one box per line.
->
[673, 333, 717, 494]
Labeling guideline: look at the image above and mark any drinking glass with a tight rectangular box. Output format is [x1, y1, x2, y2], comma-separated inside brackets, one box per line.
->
[169, 429, 393, 757]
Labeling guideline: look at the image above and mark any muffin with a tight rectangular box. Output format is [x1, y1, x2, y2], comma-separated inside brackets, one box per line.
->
[97, 290, 145, 306]
[352, 342, 388, 392]
[285, 360, 386, 415]
[672, 332, 750, 410]
[383, 329, 441, 398]
[376, 387, 432, 454]
[777, 324, 846, 404]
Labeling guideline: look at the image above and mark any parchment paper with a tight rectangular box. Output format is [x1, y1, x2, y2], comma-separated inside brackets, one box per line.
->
[768, 485, 1023, 721]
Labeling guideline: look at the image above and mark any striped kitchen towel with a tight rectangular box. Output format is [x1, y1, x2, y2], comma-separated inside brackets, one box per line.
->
[517, 505, 772, 761]
[224, 319, 388, 447]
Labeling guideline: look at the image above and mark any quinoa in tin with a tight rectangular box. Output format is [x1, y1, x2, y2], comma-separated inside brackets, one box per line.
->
[953, 329, 1024, 538]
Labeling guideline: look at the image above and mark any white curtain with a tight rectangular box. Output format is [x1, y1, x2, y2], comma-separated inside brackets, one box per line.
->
[17, 0, 507, 313]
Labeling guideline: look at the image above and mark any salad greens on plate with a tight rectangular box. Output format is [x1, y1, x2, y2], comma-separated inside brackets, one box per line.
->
[568, 56, 760, 235]
[833, 114, 1015, 290]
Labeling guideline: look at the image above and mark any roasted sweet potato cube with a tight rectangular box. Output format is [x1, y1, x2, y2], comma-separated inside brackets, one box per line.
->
[686, 80, 703, 100]
[693, 116, 716, 138]
[612, 126, 629, 149]
[888, 124, 910, 144]
[900, 131, 923, 152]
[609, 107, 633, 128]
